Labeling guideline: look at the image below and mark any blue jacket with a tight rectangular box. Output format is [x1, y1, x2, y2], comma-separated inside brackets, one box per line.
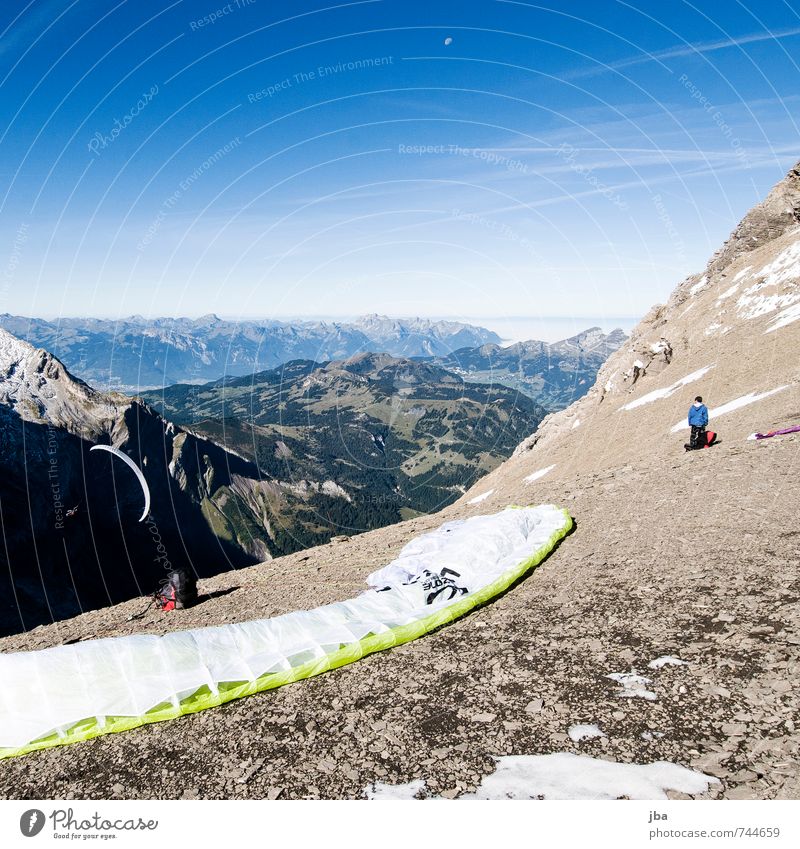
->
[688, 403, 709, 427]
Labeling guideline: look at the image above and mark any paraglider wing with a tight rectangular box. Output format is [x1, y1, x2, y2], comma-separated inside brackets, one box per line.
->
[0, 505, 572, 758]
[89, 444, 151, 522]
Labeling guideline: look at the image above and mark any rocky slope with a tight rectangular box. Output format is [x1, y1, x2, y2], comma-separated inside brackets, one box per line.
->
[0, 313, 500, 391]
[0, 163, 798, 800]
[433, 327, 628, 410]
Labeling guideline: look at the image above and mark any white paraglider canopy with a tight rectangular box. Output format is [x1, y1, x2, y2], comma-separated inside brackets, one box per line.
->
[90, 444, 151, 522]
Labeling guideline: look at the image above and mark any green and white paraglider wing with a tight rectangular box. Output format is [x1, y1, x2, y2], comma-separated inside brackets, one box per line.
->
[0, 505, 571, 759]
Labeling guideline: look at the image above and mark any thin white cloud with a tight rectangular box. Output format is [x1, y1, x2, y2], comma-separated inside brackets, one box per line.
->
[569, 26, 800, 78]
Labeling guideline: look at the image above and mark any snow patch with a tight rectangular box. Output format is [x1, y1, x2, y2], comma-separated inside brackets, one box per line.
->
[733, 266, 752, 283]
[568, 724, 605, 742]
[756, 240, 800, 287]
[689, 276, 708, 295]
[366, 779, 426, 800]
[670, 386, 789, 432]
[571, 418, 581, 429]
[524, 464, 556, 483]
[468, 489, 494, 505]
[607, 671, 657, 701]
[736, 288, 800, 321]
[365, 754, 719, 800]
[648, 656, 688, 669]
[716, 282, 740, 302]
[620, 366, 713, 411]
[766, 301, 800, 333]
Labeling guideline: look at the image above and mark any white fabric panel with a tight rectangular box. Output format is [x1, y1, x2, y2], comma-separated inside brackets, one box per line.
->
[0, 505, 568, 749]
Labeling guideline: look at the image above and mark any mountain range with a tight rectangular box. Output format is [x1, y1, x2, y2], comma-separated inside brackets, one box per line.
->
[432, 326, 628, 410]
[0, 313, 501, 391]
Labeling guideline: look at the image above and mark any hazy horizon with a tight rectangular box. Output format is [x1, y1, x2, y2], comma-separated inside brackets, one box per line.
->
[3, 311, 639, 345]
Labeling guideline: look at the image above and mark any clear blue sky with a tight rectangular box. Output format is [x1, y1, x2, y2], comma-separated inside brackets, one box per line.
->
[0, 0, 798, 327]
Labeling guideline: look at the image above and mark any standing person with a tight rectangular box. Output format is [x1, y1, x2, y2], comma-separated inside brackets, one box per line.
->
[686, 395, 709, 450]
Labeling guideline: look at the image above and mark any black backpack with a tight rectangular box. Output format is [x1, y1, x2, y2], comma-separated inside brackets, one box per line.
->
[155, 569, 198, 610]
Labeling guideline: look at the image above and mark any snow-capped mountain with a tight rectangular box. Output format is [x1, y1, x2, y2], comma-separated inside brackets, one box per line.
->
[0, 314, 501, 391]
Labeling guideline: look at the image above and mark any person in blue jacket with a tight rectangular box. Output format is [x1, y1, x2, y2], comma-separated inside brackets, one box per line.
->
[687, 395, 709, 450]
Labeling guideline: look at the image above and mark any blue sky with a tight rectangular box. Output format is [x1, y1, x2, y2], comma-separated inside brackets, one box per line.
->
[0, 0, 798, 331]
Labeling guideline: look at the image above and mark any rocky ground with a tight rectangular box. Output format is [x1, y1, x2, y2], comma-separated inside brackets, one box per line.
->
[0, 429, 797, 800]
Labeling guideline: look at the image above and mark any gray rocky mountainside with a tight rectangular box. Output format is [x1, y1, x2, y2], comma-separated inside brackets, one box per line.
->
[0, 327, 284, 635]
[1, 163, 799, 801]
[0, 313, 500, 391]
[432, 326, 628, 410]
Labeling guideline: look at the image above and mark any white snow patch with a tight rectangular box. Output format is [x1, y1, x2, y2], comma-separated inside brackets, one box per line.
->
[736, 288, 800, 321]
[467, 489, 494, 505]
[756, 240, 800, 287]
[680, 302, 695, 317]
[524, 464, 555, 483]
[620, 365, 713, 411]
[607, 671, 657, 701]
[716, 282, 740, 303]
[704, 321, 724, 336]
[633, 359, 645, 370]
[604, 379, 614, 393]
[366, 779, 426, 800]
[766, 301, 800, 332]
[670, 386, 789, 432]
[368, 754, 720, 800]
[568, 724, 605, 742]
[571, 418, 581, 429]
[733, 266, 752, 283]
[689, 275, 708, 295]
[648, 656, 688, 669]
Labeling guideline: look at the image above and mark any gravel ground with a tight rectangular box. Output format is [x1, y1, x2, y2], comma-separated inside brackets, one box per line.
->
[1, 431, 797, 800]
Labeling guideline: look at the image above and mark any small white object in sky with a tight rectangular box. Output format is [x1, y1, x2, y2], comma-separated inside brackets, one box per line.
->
[444, 36, 453, 46]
